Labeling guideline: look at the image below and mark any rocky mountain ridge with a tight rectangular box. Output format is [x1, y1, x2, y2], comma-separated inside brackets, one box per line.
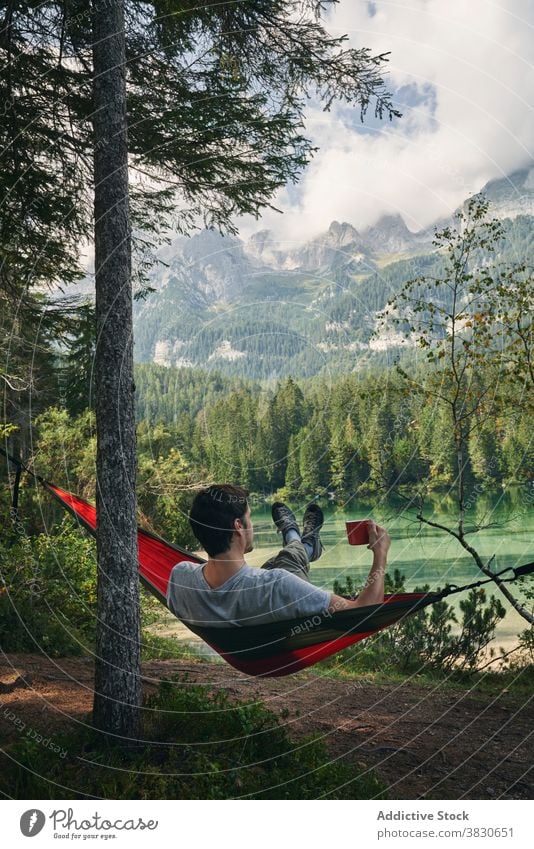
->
[131, 163, 534, 377]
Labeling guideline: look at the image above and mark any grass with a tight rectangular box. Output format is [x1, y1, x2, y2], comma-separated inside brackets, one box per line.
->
[313, 645, 534, 701]
[140, 631, 211, 663]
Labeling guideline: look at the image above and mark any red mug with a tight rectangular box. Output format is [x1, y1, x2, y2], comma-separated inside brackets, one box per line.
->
[345, 520, 370, 546]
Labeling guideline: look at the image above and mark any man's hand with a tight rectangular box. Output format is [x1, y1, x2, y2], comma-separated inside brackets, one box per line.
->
[328, 520, 390, 614]
[367, 520, 390, 560]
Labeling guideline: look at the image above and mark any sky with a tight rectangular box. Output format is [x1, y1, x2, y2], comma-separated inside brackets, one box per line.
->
[240, 0, 534, 241]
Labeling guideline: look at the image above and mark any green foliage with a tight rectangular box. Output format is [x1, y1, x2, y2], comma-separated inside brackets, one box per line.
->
[134, 365, 251, 423]
[370, 197, 533, 629]
[140, 631, 208, 663]
[334, 567, 406, 598]
[10, 408, 202, 548]
[137, 423, 199, 548]
[375, 197, 533, 503]
[330, 571, 506, 675]
[0, 679, 386, 800]
[1, 289, 83, 458]
[298, 415, 330, 498]
[0, 422, 18, 439]
[158, 367, 530, 500]
[61, 302, 97, 416]
[0, 524, 98, 656]
[34, 407, 97, 499]
[27, 360, 525, 508]
[454, 590, 507, 670]
[510, 627, 534, 668]
[0, 521, 166, 656]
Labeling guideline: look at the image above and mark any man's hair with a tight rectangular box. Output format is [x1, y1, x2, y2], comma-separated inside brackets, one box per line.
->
[189, 484, 250, 556]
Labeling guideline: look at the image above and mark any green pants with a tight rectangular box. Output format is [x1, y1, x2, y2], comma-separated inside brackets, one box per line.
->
[260, 540, 311, 583]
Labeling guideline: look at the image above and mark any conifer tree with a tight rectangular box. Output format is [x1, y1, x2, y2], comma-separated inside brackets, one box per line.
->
[284, 432, 303, 497]
[91, 0, 140, 738]
[2, 1, 400, 733]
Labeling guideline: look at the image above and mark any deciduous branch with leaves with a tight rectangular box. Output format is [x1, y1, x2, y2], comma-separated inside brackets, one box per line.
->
[377, 195, 534, 625]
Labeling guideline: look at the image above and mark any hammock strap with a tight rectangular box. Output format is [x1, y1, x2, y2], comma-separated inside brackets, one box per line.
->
[0, 447, 40, 526]
[11, 463, 21, 515]
[440, 560, 534, 598]
[513, 561, 534, 578]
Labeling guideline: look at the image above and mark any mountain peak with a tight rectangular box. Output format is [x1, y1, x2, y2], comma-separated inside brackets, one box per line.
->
[372, 212, 408, 227]
[327, 220, 360, 245]
[480, 165, 534, 218]
[362, 213, 420, 255]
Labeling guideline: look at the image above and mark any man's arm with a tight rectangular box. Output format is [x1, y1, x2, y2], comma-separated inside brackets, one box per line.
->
[327, 521, 390, 614]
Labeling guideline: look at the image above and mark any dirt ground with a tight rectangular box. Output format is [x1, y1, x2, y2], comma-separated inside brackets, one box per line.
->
[0, 653, 532, 800]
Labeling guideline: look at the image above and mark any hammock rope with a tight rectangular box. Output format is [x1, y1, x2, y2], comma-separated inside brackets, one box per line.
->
[2, 448, 533, 677]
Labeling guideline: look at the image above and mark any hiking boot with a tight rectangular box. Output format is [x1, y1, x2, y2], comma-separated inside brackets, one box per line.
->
[271, 502, 300, 542]
[301, 503, 324, 562]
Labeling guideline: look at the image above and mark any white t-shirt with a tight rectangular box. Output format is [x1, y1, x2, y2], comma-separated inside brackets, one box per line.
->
[166, 561, 332, 628]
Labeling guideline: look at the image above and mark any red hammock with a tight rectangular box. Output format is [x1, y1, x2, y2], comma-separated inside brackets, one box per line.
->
[42, 482, 440, 677]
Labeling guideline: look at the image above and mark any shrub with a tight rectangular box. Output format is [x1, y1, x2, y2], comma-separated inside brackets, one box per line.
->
[0, 523, 98, 656]
[330, 569, 506, 675]
[0, 679, 386, 800]
[0, 520, 160, 656]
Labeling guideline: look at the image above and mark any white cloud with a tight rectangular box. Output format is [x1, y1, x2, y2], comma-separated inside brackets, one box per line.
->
[240, 0, 534, 241]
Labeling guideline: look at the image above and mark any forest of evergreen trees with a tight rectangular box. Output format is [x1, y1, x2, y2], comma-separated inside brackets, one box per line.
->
[21, 360, 529, 543]
[133, 365, 532, 501]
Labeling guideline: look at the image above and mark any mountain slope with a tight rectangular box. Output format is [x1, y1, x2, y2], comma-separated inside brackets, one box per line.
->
[133, 214, 433, 374]
[133, 167, 534, 378]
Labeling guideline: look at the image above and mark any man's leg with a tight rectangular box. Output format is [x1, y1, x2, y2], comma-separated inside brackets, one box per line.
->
[260, 540, 311, 582]
[264, 501, 325, 581]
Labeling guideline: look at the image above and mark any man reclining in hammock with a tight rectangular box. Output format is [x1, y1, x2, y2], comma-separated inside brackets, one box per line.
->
[167, 484, 390, 628]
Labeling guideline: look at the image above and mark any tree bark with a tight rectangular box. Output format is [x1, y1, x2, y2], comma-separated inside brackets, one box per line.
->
[91, 0, 141, 738]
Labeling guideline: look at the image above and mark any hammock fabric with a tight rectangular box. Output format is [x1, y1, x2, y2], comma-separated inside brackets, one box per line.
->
[2, 450, 533, 678]
[42, 482, 440, 676]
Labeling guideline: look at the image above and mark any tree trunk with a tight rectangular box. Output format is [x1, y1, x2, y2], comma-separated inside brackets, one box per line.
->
[91, 0, 141, 738]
